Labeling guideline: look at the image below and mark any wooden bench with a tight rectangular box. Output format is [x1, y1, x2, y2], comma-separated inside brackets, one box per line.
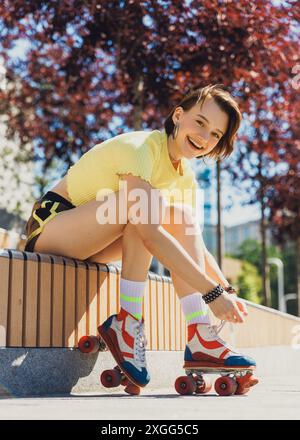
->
[0, 249, 187, 350]
[1, 248, 299, 351]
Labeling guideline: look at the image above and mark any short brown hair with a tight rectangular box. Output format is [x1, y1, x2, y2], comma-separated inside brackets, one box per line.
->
[163, 83, 242, 160]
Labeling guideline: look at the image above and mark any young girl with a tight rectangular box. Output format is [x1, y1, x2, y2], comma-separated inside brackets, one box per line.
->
[24, 84, 255, 388]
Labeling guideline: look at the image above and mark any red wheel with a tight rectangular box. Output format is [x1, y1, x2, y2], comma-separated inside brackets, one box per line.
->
[235, 385, 250, 395]
[175, 376, 196, 395]
[235, 375, 254, 394]
[113, 366, 129, 386]
[78, 335, 99, 354]
[100, 369, 122, 388]
[248, 376, 259, 387]
[124, 383, 140, 395]
[195, 377, 212, 394]
[214, 376, 238, 396]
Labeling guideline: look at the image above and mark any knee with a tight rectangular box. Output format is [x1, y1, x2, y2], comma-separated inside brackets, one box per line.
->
[162, 203, 200, 237]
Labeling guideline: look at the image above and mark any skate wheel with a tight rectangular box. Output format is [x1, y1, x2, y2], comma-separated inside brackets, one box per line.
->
[124, 383, 140, 395]
[235, 385, 250, 395]
[248, 375, 259, 387]
[214, 376, 238, 396]
[175, 376, 196, 395]
[195, 377, 212, 394]
[235, 374, 258, 393]
[113, 366, 128, 386]
[100, 369, 122, 388]
[235, 376, 249, 395]
[78, 335, 99, 354]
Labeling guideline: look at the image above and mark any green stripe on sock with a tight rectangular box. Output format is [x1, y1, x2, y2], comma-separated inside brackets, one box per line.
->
[185, 310, 208, 323]
[132, 312, 142, 320]
[120, 293, 143, 303]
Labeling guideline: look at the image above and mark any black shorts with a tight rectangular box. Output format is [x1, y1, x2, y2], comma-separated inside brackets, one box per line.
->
[24, 191, 75, 253]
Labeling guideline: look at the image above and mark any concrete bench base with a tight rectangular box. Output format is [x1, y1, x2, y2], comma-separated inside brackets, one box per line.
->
[1, 346, 300, 397]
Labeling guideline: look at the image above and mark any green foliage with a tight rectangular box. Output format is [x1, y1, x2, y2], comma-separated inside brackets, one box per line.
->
[236, 261, 263, 304]
[233, 239, 281, 271]
[230, 238, 297, 312]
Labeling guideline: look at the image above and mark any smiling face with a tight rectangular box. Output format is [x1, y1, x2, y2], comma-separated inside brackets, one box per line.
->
[168, 95, 229, 160]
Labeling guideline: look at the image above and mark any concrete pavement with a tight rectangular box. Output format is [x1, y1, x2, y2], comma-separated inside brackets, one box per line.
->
[0, 375, 299, 420]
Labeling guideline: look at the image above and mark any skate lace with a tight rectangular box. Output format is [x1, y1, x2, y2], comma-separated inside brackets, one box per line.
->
[207, 320, 234, 351]
[132, 321, 147, 367]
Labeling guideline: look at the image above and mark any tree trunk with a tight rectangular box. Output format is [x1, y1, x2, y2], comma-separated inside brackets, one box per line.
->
[216, 159, 223, 270]
[133, 76, 143, 130]
[297, 236, 300, 317]
[260, 186, 272, 307]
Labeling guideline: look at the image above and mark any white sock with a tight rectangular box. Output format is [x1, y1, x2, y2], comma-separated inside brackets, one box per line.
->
[180, 292, 210, 325]
[119, 277, 146, 321]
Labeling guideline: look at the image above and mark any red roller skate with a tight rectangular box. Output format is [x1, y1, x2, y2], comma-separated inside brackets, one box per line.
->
[175, 321, 258, 396]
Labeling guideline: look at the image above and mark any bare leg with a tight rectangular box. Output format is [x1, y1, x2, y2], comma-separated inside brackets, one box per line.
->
[121, 222, 153, 281]
[169, 234, 205, 299]
[88, 205, 205, 291]
[87, 222, 153, 281]
[162, 205, 206, 299]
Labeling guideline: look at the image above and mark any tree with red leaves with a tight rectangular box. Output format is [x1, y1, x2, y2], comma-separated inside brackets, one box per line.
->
[265, 85, 300, 314]
[0, 0, 299, 308]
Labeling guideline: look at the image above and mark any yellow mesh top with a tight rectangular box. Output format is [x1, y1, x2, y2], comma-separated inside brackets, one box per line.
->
[66, 129, 198, 209]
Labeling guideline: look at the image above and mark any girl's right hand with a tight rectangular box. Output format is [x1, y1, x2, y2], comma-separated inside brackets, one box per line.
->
[208, 291, 245, 324]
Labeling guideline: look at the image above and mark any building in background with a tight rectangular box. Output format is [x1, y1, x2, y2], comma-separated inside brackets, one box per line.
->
[224, 220, 272, 255]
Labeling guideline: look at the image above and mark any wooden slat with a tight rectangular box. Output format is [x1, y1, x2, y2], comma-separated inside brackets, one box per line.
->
[144, 278, 151, 350]
[63, 258, 76, 347]
[173, 284, 187, 350]
[107, 265, 118, 317]
[8, 253, 25, 347]
[0, 250, 10, 346]
[76, 261, 88, 343]
[51, 255, 65, 347]
[156, 276, 164, 350]
[116, 268, 121, 315]
[37, 254, 52, 347]
[23, 253, 39, 347]
[98, 266, 109, 326]
[169, 280, 176, 350]
[162, 279, 170, 351]
[106, 269, 111, 317]
[86, 262, 98, 336]
[149, 275, 157, 350]
[174, 285, 182, 350]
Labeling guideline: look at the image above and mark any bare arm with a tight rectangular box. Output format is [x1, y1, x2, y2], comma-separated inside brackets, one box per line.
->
[204, 249, 248, 317]
[120, 174, 244, 323]
[144, 225, 218, 293]
[121, 173, 217, 293]
[204, 250, 230, 288]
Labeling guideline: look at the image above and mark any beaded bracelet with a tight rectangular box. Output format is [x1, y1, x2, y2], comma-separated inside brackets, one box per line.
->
[224, 285, 236, 294]
[202, 284, 224, 304]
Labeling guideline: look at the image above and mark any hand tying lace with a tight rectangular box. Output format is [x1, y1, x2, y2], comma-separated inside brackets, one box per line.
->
[133, 321, 148, 367]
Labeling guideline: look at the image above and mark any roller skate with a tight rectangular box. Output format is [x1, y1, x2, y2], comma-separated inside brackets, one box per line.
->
[78, 331, 140, 395]
[97, 308, 150, 395]
[175, 321, 259, 396]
